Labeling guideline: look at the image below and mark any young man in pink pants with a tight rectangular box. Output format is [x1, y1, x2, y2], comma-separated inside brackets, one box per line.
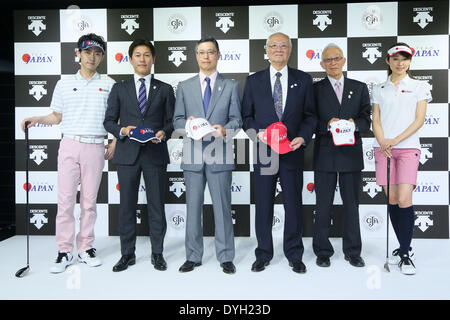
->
[21, 33, 116, 273]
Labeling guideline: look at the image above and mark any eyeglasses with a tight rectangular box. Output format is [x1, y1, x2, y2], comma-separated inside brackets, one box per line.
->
[266, 44, 290, 51]
[197, 50, 217, 57]
[322, 56, 343, 64]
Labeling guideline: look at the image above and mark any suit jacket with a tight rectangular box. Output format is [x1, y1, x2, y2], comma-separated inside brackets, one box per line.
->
[313, 77, 371, 172]
[242, 67, 316, 170]
[173, 73, 242, 172]
[104, 76, 175, 166]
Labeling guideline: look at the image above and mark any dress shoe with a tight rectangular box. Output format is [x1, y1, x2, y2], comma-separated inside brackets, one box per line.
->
[220, 261, 236, 274]
[112, 254, 136, 272]
[316, 256, 331, 267]
[179, 260, 201, 273]
[251, 260, 269, 272]
[345, 255, 365, 267]
[289, 260, 307, 273]
[151, 253, 167, 271]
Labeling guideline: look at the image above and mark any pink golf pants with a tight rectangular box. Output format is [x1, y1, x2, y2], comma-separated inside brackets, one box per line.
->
[55, 137, 104, 254]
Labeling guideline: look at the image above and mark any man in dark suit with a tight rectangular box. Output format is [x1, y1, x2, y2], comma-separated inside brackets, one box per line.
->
[312, 43, 371, 268]
[242, 32, 316, 274]
[104, 39, 175, 272]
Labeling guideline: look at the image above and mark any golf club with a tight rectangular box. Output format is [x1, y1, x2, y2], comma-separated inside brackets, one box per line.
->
[16, 121, 30, 278]
[384, 157, 391, 273]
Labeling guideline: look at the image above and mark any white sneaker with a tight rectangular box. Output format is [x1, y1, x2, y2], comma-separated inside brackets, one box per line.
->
[399, 254, 416, 275]
[388, 247, 415, 265]
[50, 252, 74, 273]
[78, 248, 102, 267]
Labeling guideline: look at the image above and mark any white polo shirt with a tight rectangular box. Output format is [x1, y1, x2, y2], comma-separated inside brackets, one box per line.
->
[50, 71, 116, 136]
[371, 75, 432, 150]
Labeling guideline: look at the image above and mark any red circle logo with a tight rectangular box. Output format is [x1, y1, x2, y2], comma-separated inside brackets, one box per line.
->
[336, 128, 340, 133]
[116, 184, 120, 191]
[193, 125, 197, 130]
[23, 183, 32, 191]
[306, 50, 315, 60]
[115, 53, 124, 62]
[22, 54, 31, 63]
[307, 183, 315, 192]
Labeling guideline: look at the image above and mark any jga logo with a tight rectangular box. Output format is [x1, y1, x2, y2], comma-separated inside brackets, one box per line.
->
[362, 5, 382, 30]
[264, 12, 283, 32]
[168, 14, 186, 33]
[169, 210, 186, 229]
[364, 213, 382, 231]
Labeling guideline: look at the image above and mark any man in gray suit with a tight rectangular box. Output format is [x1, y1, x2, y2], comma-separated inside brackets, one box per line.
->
[173, 37, 242, 274]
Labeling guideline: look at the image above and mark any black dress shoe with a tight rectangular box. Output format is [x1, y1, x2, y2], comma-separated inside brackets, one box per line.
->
[345, 255, 365, 267]
[179, 260, 201, 273]
[251, 260, 269, 272]
[112, 254, 136, 272]
[316, 256, 331, 267]
[220, 261, 236, 274]
[289, 260, 307, 273]
[151, 253, 167, 271]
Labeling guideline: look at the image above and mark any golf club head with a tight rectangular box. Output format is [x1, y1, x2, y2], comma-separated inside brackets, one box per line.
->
[15, 266, 30, 278]
[384, 262, 390, 272]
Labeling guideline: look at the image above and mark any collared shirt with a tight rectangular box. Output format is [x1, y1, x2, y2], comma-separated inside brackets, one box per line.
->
[371, 75, 432, 149]
[50, 70, 116, 136]
[133, 73, 151, 100]
[199, 71, 218, 98]
[327, 74, 344, 101]
[269, 65, 288, 112]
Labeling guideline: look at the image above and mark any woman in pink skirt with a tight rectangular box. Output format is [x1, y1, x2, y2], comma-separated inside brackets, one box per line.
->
[371, 42, 432, 275]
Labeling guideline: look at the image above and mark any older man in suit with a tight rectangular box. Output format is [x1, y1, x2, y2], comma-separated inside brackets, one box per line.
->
[242, 32, 316, 274]
[104, 39, 175, 272]
[312, 43, 371, 268]
[173, 37, 242, 274]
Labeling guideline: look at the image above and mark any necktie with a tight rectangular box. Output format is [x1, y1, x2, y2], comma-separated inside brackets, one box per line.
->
[138, 78, 147, 114]
[335, 81, 342, 104]
[273, 72, 283, 120]
[203, 77, 211, 116]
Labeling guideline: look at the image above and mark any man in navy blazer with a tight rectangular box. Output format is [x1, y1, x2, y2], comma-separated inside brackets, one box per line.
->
[312, 44, 371, 268]
[242, 32, 316, 273]
[104, 39, 175, 272]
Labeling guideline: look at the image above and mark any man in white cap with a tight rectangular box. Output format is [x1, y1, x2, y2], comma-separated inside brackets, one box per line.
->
[21, 33, 116, 273]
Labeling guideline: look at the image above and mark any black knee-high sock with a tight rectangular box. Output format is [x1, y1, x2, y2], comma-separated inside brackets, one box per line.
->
[388, 204, 400, 243]
[397, 206, 415, 255]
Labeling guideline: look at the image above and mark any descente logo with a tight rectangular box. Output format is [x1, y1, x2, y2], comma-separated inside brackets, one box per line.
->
[22, 54, 53, 64]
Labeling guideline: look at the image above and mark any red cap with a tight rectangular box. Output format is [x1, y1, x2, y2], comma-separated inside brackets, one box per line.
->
[263, 122, 293, 154]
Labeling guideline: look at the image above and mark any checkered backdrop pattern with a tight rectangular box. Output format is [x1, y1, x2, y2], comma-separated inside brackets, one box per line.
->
[14, 2, 450, 239]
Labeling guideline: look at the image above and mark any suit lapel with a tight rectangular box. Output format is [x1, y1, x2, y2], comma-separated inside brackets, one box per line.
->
[282, 68, 297, 121]
[206, 74, 225, 119]
[126, 79, 140, 115]
[340, 77, 352, 108]
[190, 75, 205, 117]
[143, 76, 161, 116]
[260, 68, 278, 120]
[323, 77, 342, 109]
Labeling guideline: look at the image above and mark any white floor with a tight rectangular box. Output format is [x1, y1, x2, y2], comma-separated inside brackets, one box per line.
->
[1, 235, 449, 300]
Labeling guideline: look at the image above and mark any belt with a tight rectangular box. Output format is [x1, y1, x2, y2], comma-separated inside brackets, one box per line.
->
[64, 135, 105, 144]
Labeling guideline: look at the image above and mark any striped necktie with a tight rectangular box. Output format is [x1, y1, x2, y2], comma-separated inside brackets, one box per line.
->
[138, 78, 147, 114]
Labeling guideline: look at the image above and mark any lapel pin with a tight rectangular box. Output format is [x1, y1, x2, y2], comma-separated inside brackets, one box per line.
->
[290, 85, 294, 88]
[218, 86, 222, 91]
[153, 85, 157, 89]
